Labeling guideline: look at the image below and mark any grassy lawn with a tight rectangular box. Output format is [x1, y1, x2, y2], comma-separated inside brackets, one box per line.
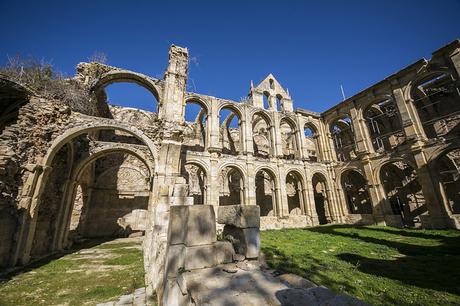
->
[0, 237, 145, 306]
[261, 225, 460, 306]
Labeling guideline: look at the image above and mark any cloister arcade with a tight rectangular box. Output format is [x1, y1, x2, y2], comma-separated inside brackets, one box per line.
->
[1, 40, 460, 271]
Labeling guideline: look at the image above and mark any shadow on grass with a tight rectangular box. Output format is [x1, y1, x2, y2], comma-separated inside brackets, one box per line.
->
[302, 225, 460, 296]
[0, 237, 112, 282]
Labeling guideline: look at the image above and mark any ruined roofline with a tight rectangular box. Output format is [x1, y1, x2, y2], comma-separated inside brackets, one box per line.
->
[320, 38, 460, 117]
[295, 108, 321, 118]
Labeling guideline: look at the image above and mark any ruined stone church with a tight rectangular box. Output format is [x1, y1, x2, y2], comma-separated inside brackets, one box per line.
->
[0, 40, 459, 301]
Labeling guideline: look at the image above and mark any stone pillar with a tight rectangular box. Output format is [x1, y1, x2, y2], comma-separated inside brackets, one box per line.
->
[209, 153, 220, 207]
[159, 45, 189, 123]
[246, 160, 256, 206]
[242, 105, 254, 155]
[277, 165, 289, 216]
[349, 106, 371, 155]
[361, 159, 386, 224]
[412, 149, 450, 228]
[272, 112, 283, 157]
[208, 98, 221, 152]
[391, 82, 425, 140]
[295, 114, 306, 160]
[19, 165, 53, 265]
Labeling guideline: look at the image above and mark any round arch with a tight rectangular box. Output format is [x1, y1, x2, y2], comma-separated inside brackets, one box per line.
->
[185, 95, 211, 115]
[91, 70, 161, 103]
[42, 123, 159, 170]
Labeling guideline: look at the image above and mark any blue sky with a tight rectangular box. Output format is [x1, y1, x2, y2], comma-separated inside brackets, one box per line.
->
[1, 0, 459, 113]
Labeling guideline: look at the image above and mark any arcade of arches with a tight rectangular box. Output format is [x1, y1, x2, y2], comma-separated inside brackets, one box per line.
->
[1, 41, 460, 279]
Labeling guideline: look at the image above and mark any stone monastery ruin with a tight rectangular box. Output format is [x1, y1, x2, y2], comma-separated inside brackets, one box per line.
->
[1, 40, 460, 303]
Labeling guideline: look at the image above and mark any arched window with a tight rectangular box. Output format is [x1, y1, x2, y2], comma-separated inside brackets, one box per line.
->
[255, 169, 276, 216]
[276, 94, 283, 112]
[280, 119, 299, 159]
[219, 107, 242, 155]
[412, 72, 460, 139]
[330, 116, 356, 161]
[304, 124, 320, 161]
[182, 163, 207, 205]
[286, 172, 305, 215]
[380, 161, 424, 226]
[341, 170, 373, 214]
[312, 173, 330, 224]
[184, 99, 208, 151]
[364, 98, 404, 151]
[263, 92, 270, 110]
[435, 148, 460, 214]
[219, 166, 245, 206]
[252, 113, 272, 158]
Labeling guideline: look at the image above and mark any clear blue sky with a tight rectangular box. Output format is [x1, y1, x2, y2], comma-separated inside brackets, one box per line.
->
[1, 0, 459, 113]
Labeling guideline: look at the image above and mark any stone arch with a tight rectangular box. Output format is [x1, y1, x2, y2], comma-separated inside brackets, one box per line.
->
[286, 170, 306, 216]
[362, 95, 405, 151]
[219, 105, 243, 155]
[91, 70, 161, 103]
[252, 111, 273, 158]
[64, 149, 152, 246]
[181, 161, 208, 205]
[312, 172, 330, 224]
[217, 102, 243, 119]
[341, 169, 373, 215]
[280, 116, 299, 159]
[304, 122, 321, 161]
[407, 69, 459, 139]
[329, 114, 356, 162]
[379, 160, 425, 226]
[184, 96, 209, 151]
[219, 164, 246, 206]
[255, 167, 278, 217]
[431, 147, 460, 214]
[372, 156, 417, 184]
[184, 94, 211, 114]
[19, 123, 158, 264]
[42, 123, 158, 170]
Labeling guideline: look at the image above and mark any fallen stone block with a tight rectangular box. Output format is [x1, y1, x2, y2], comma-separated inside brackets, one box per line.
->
[223, 225, 260, 259]
[184, 244, 217, 270]
[217, 205, 260, 228]
[215, 240, 235, 264]
[168, 205, 216, 247]
[165, 244, 185, 278]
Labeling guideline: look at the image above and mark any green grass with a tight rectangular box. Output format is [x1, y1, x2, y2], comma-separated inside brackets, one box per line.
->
[0, 238, 145, 306]
[261, 225, 460, 306]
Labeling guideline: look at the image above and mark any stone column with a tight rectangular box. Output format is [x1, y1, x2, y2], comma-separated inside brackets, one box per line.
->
[243, 105, 254, 155]
[246, 160, 256, 206]
[361, 159, 386, 224]
[412, 149, 450, 228]
[277, 165, 289, 216]
[208, 98, 221, 152]
[295, 114, 306, 160]
[349, 106, 371, 155]
[391, 82, 425, 140]
[19, 165, 53, 265]
[272, 112, 283, 157]
[159, 45, 188, 123]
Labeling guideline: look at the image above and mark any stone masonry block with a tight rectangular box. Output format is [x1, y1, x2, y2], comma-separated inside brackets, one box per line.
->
[168, 205, 216, 247]
[223, 225, 260, 259]
[185, 205, 216, 246]
[165, 244, 185, 278]
[215, 241, 235, 264]
[217, 205, 260, 228]
[184, 244, 217, 270]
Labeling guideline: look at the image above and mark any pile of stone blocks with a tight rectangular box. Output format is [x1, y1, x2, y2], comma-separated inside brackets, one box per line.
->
[218, 205, 260, 259]
[162, 203, 237, 305]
